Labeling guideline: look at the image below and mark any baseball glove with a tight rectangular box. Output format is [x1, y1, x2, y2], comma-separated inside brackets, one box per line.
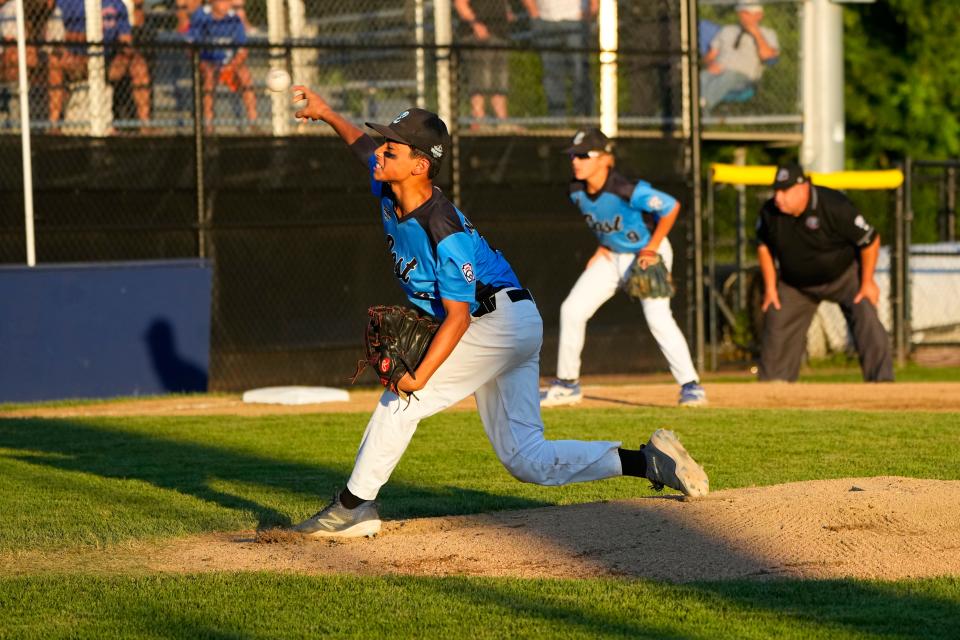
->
[622, 253, 675, 301]
[351, 305, 440, 397]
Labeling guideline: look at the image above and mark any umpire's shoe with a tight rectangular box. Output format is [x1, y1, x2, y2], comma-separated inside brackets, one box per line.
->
[291, 493, 382, 538]
[539, 379, 583, 407]
[643, 429, 709, 498]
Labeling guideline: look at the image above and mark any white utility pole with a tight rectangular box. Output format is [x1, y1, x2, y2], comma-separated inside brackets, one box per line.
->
[84, 0, 109, 135]
[433, 0, 452, 125]
[801, 0, 845, 172]
[14, 0, 35, 265]
[267, 0, 288, 135]
[598, 0, 618, 137]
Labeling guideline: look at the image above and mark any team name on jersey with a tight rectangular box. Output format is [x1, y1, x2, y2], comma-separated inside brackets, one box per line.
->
[385, 234, 418, 283]
[584, 213, 622, 234]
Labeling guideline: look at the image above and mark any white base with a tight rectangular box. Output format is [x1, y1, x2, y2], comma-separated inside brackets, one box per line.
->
[242, 386, 350, 405]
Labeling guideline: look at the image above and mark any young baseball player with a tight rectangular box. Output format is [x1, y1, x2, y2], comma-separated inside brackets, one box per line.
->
[287, 89, 710, 537]
[541, 128, 707, 407]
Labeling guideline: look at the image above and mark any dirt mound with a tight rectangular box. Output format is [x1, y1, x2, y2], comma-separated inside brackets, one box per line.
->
[8, 477, 960, 582]
[6, 382, 960, 418]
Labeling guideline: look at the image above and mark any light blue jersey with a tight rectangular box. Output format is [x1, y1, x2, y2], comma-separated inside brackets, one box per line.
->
[569, 170, 677, 253]
[361, 146, 520, 319]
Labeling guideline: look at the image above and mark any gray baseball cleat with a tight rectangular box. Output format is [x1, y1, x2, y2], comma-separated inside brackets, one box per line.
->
[291, 493, 382, 538]
[643, 429, 709, 498]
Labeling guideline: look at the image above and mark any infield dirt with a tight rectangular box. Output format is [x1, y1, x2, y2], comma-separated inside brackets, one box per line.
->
[5, 383, 959, 582]
[5, 381, 960, 418]
[6, 477, 960, 582]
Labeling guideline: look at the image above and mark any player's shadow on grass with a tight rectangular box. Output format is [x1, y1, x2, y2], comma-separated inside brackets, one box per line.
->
[0, 418, 551, 530]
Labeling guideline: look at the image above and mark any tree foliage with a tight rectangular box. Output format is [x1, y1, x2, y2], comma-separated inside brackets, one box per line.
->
[844, 0, 960, 167]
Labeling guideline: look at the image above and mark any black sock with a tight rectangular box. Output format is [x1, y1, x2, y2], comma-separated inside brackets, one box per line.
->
[618, 447, 647, 478]
[338, 487, 365, 509]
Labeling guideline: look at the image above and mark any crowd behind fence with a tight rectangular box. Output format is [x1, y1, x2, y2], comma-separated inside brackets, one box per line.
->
[0, 0, 802, 135]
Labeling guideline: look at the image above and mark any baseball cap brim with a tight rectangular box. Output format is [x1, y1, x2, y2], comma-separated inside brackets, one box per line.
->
[564, 141, 595, 154]
[365, 122, 414, 147]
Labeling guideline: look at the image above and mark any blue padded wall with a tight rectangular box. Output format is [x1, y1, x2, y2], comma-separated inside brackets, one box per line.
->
[0, 260, 211, 402]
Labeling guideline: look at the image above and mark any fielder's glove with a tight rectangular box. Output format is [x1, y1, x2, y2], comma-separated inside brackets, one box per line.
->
[622, 252, 675, 301]
[351, 305, 440, 398]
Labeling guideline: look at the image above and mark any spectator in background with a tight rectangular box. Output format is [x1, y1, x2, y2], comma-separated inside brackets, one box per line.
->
[187, 0, 256, 128]
[700, 2, 778, 113]
[1, 0, 61, 120]
[454, 0, 512, 127]
[51, 0, 152, 129]
[521, 0, 596, 118]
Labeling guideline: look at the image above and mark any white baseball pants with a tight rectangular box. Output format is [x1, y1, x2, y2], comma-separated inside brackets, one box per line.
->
[347, 289, 623, 501]
[555, 240, 699, 385]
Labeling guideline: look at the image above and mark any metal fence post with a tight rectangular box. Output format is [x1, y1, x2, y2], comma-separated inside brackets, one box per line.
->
[192, 47, 206, 259]
[894, 161, 906, 365]
[449, 46, 461, 207]
[903, 156, 913, 359]
[707, 168, 716, 371]
[685, 0, 704, 375]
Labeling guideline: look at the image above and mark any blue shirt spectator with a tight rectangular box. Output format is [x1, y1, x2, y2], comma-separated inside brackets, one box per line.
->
[57, 0, 131, 43]
[187, 3, 245, 65]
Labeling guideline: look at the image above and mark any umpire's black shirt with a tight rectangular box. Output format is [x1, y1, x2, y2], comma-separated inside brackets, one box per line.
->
[756, 185, 877, 288]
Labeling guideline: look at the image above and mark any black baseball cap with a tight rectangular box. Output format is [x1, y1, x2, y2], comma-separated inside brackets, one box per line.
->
[366, 108, 450, 164]
[564, 128, 614, 155]
[772, 163, 808, 190]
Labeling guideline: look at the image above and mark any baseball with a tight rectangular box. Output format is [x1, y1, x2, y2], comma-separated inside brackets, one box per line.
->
[266, 68, 291, 93]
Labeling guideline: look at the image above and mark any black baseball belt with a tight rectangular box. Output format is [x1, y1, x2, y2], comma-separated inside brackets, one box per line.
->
[472, 287, 534, 318]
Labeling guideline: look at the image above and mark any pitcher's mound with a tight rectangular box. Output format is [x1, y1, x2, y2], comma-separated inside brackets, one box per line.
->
[145, 476, 960, 582]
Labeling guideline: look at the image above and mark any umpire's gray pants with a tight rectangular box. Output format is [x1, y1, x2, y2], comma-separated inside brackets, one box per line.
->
[759, 263, 894, 382]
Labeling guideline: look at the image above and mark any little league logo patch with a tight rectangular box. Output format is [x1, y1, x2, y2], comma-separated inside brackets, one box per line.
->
[431, 144, 443, 159]
[776, 167, 790, 183]
[854, 214, 871, 231]
[461, 262, 475, 283]
[805, 215, 820, 230]
[573, 131, 586, 145]
[392, 111, 410, 124]
[648, 195, 664, 210]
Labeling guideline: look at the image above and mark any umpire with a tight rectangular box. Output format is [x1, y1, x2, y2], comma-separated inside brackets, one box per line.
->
[755, 163, 894, 382]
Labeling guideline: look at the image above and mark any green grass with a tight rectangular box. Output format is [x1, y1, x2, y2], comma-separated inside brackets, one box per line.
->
[1, 574, 958, 639]
[2, 405, 959, 638]
[2, 408, 959, 552]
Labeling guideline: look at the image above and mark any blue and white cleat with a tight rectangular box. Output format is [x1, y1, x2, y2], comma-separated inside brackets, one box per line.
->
[539, 379, 583, 407]
[678, 381, 708, 407]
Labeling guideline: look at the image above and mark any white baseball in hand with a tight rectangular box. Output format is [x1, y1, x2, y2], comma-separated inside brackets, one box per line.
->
[266, 68, 291, 93]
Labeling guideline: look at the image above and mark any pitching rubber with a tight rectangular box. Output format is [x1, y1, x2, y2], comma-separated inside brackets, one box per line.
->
[650, 429, 710, 498]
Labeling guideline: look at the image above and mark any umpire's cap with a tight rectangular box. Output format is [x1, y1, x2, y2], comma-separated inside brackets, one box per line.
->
[772, 163, 808, 190]
[564, 128, 614, 155]
[366, 108, 450, 164]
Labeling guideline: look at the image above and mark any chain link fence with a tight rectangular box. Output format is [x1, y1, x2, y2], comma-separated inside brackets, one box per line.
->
[0, 0, 807, 135]
[1, 0, 821, 392]
[698, 0, 801, 132]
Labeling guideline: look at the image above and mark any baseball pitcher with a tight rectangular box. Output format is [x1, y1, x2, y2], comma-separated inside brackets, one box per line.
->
[286, 92, 710, 538]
